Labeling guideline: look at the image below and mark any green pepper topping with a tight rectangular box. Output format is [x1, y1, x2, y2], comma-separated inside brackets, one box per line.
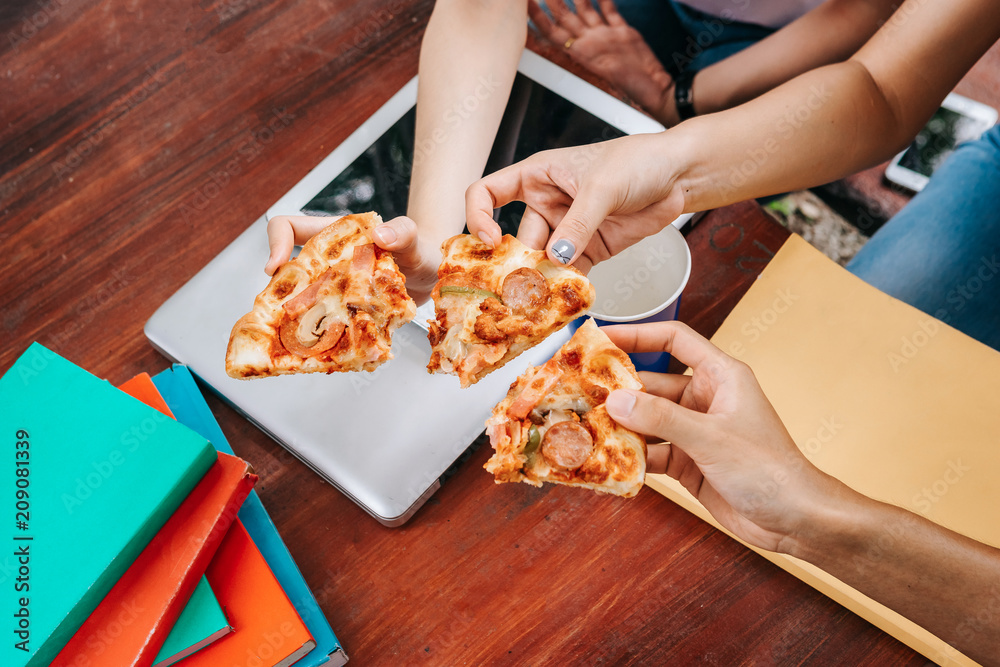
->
[440, 285, 502, 302]
[525, 424, 541, 454]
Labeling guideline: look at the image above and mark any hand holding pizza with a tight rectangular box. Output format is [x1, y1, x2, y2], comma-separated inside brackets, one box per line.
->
[601, 321, 849, 555]
[465, 133, 684, 273]
[265, 214, 441, 304]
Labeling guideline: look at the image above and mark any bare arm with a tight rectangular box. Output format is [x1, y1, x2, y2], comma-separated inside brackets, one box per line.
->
[677, 0, 1000, 213]
[466, 0, 1000, 268]
[265, 0, 527, 299]
[691, 0, 900, 116]
[407, 0, 527, 253]
[603, 322, 1000, 665]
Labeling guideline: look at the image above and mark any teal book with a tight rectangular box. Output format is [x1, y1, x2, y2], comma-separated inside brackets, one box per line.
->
[153, 576, 231, 667]
[152, 365, 348, 667]
[0, 344, 216, 667]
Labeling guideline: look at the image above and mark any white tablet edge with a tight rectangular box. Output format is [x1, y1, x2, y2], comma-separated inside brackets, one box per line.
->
[267, 49, 692, 229]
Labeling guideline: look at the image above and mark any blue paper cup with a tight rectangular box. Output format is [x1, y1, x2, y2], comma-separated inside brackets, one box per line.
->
[573, 225, 691, 372]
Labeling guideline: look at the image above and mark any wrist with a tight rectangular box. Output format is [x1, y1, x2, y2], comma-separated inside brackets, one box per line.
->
[654, 78, 682, 128]
[672, 68, 697, 123]
[780, 473, 875, 563]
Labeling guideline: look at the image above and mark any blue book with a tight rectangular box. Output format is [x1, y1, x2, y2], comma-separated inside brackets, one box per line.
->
[151, 365, 347, 667]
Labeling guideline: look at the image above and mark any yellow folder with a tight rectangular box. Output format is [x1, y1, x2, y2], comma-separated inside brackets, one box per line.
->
[645, 234, 1000, 667]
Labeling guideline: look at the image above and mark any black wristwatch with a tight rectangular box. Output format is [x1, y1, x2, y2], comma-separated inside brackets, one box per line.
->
[674, 68, 697, 122]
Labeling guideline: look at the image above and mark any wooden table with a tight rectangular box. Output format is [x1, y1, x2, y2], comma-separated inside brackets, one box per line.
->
[1, 1, 928, 664]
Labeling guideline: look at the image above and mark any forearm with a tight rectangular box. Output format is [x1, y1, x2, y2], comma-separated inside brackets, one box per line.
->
[790, 486, 1000, 664]
[693, 0, 898, 114]
[664, 0, 1000, 213]
[408, 0, 527, 249]
[666, 61, 902, 211]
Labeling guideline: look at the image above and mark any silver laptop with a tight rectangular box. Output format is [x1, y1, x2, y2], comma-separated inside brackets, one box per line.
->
[145, 50, 691, 526]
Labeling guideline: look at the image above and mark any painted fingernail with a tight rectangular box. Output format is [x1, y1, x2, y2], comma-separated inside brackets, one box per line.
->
[373, 225, 396, 245]
[477, 230, 494, 247]
[550, 239, 575, 264]
[606, 390, 635, 418]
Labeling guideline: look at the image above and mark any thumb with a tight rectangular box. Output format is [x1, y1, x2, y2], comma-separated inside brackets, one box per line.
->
[372, 216, 421, 268]
[264, 216, 295, 276]
[605, 389, 707, 454]
[546, 191, 612, 266]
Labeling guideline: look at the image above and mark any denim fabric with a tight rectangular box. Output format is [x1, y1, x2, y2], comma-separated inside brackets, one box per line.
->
[538, 1, 774, 75]
[615, 0, 774, 74]
[847, 125, 1000, 351]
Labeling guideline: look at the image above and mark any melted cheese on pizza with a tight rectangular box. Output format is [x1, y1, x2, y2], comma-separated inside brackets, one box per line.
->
[484, 319, 646, 497]
[427, 234, 595, 387]
[226, 212, 415, 378]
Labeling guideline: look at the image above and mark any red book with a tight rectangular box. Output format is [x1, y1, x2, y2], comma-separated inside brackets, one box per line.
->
[52, 374, 258, 667]
[178, 520, 316, 667]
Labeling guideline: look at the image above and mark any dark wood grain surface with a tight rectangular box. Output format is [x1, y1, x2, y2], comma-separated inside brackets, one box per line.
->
[1, 1, 930, 664]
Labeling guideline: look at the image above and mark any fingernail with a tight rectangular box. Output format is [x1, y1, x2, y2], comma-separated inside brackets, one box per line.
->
[550, 239, 575, 264]
[373, 225, 396, 245]
[477, 230, 494, 247]
[606, 390, 635, 418]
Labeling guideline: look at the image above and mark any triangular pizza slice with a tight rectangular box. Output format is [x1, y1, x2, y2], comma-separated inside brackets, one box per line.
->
[484, 318, 647, 497]
[426, 234, 595, 387]
[226, 212, 416, 378]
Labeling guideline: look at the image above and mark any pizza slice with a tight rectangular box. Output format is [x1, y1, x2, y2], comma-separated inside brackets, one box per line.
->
[484, 318, 647, 497]
[426, 233, 595, 387]
[225, 212, 416, 378]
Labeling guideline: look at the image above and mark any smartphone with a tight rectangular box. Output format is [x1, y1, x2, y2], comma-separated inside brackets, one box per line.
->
[885, 92, 998, 192]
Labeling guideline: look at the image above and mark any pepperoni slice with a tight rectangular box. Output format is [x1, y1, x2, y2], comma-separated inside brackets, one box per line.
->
[540, 421, 594, 470]
[507, 360, 562, 420]
[278, 315, 345, 358]
[282, 269, 333, 319]
[352, 243, 376, 276]
[501, 267, 550, 316]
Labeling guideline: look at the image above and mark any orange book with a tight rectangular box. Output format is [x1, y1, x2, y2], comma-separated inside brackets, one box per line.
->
[53, 374, 258, 667]
[178, 520, 316, 667]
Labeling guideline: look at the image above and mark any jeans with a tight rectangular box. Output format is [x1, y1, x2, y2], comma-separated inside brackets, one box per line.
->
[615, 0, 775, 74]
[846, 125, 1000, 351]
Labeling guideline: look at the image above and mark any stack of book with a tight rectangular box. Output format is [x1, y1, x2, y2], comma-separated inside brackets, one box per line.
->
[1, 343, 348, 667]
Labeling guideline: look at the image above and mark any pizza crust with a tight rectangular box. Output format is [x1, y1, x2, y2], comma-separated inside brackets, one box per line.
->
[225, 212, 416, 378]
[485, 318, 646, 497]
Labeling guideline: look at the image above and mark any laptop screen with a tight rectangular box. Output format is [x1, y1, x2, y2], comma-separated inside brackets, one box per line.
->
[301, 73, 626, 234]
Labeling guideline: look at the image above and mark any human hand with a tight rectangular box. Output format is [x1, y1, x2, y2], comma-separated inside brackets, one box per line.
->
[264, 215, 441, 304]
[530, 0, 678, 126]
[601, 321, 845, 554]
[466, 133, 683, 271]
